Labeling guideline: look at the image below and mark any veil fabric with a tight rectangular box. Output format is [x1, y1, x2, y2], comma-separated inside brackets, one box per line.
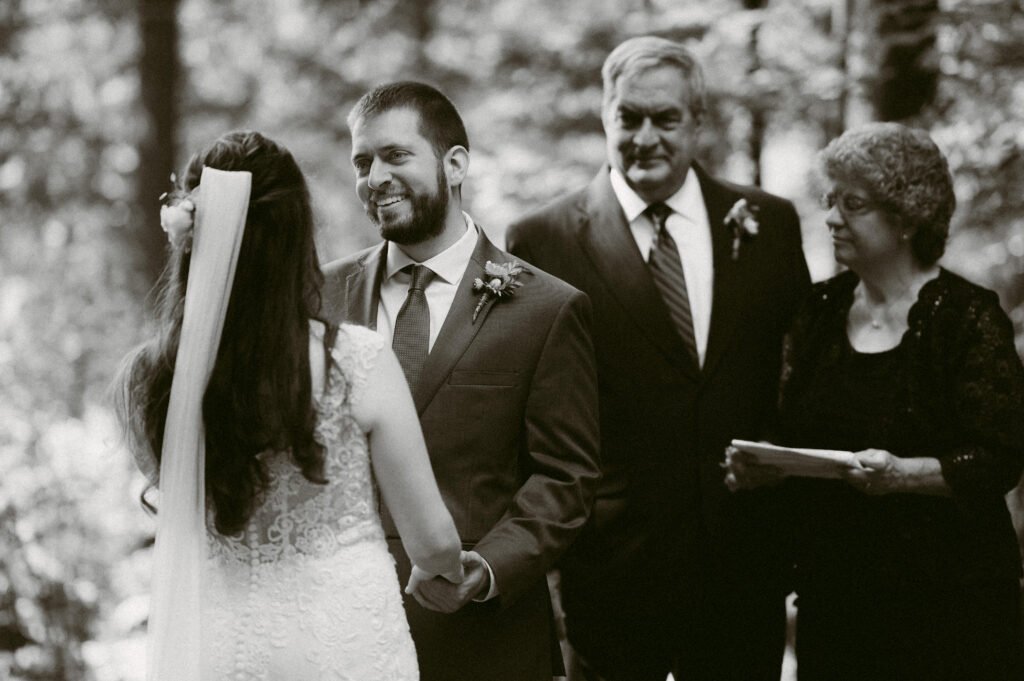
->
[147, 167, 252, 681]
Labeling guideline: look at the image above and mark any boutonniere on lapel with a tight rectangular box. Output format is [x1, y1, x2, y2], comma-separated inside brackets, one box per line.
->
[724, 198, 760, 261]
[471, 260, 525, 322]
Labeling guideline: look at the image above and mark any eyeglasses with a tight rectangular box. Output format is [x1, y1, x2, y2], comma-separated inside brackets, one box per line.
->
[819, 190, 878, 216]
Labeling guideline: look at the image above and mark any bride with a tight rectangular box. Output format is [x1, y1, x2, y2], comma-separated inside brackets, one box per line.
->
[115, 130, 463, 680]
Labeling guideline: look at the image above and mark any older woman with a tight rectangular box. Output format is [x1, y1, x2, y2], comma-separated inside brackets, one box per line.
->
[730, 122, 1024, 680]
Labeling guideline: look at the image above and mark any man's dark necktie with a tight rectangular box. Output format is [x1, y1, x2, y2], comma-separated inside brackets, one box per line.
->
[646, 202, 698, 365]
[392, 264, 435, 389]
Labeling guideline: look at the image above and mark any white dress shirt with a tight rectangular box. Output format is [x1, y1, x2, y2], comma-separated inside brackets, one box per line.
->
[609, 167, 714, 367]
[377, 213, 478, 350]
[376, 213, 499, 600]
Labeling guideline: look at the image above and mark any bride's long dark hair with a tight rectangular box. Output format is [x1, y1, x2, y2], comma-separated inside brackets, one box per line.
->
[116, 131, 325, 535]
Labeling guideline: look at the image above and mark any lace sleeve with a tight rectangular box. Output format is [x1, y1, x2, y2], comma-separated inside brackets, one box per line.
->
[937, 291, 1024, 496]
[778, 275, 851, 426]
[329, 324, 386, 412]
[777, 311, 806, 416]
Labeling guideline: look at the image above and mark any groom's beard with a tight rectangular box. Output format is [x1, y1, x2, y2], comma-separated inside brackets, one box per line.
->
[368, 162, 450, 246]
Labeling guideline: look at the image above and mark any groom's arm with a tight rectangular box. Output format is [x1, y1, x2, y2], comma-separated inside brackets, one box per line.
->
[470, 285, 602, 610]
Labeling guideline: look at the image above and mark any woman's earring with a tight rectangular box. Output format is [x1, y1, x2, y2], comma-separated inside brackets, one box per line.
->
[901, 232, 911, 242]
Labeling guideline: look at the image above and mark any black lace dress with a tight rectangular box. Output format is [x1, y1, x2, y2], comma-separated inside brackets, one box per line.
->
[777, 269, 1024, 681]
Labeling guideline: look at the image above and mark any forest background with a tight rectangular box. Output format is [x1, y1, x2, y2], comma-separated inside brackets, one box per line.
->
[1, 0, 1022, 679]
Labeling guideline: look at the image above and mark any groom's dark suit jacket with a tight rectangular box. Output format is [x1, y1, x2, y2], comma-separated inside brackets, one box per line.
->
[321, 229, 600, 681]
[506, 165, 811, 679]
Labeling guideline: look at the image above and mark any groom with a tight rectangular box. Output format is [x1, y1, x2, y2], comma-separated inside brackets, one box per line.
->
[321, 81, 601, 681]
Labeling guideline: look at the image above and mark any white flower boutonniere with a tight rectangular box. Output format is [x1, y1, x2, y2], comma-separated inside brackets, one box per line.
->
[471, 260, 525, 322]
[724, 198, 760, 261]
[159, 174, 198, 252]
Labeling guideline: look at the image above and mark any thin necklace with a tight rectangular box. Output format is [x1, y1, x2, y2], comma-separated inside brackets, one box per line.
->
[861, 267, 940, 330]
[859, 276, 924, 330]
[867, 302, 899, 330]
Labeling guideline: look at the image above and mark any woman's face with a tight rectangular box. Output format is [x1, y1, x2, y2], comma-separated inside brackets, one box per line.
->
[822, 181, 903, 272]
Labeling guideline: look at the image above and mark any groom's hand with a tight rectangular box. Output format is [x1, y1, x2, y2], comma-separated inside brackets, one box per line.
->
[406, 550, 491, 613]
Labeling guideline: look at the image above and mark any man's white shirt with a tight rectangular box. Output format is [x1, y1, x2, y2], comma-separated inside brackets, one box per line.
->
[609, 166, 713, 367]
[377, 212, 478, 351]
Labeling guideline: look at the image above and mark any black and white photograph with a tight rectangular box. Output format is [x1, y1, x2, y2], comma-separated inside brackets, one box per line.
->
[2, 1, 1022, 679]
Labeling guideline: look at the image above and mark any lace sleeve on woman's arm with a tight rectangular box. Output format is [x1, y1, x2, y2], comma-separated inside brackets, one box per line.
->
[939, 295, 1024, 497]
[777, 280, 837, 422]
[778, 328, 800, 414]
[329, 324, 386, 410]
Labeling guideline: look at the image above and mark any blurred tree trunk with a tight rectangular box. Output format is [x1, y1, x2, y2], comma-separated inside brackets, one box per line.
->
[747, 21, 764, 186]
[871, 0, 939, 121]
[411, 0, 435, 76]
[136, 0, 181, 285]
[843, 0, 876, 128]
[827, 0, 851, 140]
[742, 0, 768, 185]
[849, 0, 939, 124]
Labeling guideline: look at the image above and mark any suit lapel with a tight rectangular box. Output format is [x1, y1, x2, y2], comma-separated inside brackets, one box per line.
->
[576, 168, 699, 380]
[344, 242, 387, 328]
[411, 230, 501, 414]
[697, 166, 747, 381]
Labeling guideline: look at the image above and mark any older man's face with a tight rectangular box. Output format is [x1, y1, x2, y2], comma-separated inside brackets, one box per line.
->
[603, 65, 701, 203]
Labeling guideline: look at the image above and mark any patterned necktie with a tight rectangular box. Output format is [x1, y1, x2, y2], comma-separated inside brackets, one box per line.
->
[392, 264, 435, 389]
[646, 202, 698, 365]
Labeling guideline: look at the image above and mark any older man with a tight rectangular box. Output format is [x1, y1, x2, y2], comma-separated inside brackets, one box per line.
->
[507, 36, 811, 681]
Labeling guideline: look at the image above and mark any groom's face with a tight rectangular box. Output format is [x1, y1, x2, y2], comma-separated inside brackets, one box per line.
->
[603, 65, 701, 203]
[350, 107, 450, 246]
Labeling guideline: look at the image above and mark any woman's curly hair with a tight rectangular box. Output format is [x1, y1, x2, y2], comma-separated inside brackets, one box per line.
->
[115, 131, 325, 535]
[819, 122, 956, 266]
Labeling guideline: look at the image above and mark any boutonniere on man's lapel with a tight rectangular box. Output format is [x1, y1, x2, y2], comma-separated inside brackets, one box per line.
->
[471, 260, 525, 322]
[724, 198, 760, 261]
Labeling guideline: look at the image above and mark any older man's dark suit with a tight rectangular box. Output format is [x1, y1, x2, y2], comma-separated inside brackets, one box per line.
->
[321, 229, 601, 681]
[506, 165, 811, 680]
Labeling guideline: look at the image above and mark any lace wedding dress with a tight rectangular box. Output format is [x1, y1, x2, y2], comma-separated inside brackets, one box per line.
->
[199, 324, 419, 680]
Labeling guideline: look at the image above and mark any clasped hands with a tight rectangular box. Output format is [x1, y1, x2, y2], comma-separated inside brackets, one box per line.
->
[405, 549, 490, 613]
[724, 445, 903, 495]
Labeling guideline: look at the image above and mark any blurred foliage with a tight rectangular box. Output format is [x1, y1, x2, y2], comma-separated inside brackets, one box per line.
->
[1, 0, 1022, 677]
[927, 0, 1024, 354]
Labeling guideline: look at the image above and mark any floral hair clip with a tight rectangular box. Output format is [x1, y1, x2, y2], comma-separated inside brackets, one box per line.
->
[724, 198, 759, 261]
[159, 173, 197, 252]
[471, 260, 525, 322]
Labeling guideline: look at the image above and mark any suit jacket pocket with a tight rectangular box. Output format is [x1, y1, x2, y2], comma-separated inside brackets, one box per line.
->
[447, 370, 519, 387]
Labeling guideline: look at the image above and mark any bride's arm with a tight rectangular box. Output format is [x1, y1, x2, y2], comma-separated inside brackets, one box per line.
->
[354, 345, 463, 580]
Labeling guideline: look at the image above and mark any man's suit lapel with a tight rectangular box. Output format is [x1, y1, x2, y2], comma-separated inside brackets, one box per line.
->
[577, 167, 699, 381]
[696, 165, 747, 381]
[344, 242, 387, 328]
[412, 230, 502, 414]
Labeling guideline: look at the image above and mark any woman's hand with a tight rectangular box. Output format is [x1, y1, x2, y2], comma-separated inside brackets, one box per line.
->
[841, 448, 901, 495]
[842, 449, 952, 497]
[723, 445, 785, 492]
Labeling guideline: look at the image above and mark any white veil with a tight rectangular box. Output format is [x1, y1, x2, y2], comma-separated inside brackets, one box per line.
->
[146, 167, 252, 681]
